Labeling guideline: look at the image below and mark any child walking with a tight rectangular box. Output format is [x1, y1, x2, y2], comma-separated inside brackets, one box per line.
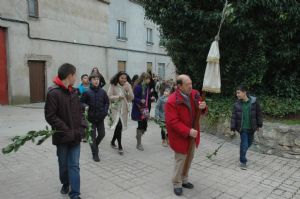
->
[81, 73, 109, 162]
[155, 88, 171, 147]
[231, 85, 263, 170]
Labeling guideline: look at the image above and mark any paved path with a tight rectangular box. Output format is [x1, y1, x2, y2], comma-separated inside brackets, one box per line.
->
[0, 105, 300, 199]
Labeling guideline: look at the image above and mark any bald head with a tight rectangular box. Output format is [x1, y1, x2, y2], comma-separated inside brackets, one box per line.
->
[177, 74, 192, 95]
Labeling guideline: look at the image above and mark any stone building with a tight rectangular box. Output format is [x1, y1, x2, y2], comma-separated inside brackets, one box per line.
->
[0, 0, 175, 104]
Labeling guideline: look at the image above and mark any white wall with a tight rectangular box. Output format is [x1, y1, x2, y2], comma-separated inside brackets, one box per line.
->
[108, 0, 176, 79]
[0, 0, 110, 104]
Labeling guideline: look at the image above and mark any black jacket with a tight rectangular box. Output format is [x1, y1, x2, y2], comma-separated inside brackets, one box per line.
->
[45, 85, 87, 146]
[230, 96, 263, 132]
[81, 86, 109, 122]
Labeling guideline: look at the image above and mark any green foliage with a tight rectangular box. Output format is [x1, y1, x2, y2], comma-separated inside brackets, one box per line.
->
[260, 96, 300, 118]
[83, 108, 93, 144]
[2, 110, 93, 154]
[204, 96, 300, 125]
[205, 97, 232, 126]
[2, 126, 55, 154]
[141, 0, 300, 98]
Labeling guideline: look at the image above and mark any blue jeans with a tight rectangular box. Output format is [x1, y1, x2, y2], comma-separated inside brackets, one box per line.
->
[240, 129, 254, 164]
[57, 144, 80, 199]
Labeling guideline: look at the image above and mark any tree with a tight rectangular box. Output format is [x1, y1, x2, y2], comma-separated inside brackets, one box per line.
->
[141, 0, 300, 97]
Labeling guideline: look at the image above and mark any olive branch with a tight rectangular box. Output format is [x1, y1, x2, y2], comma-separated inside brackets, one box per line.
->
[206, 133, 236, 159]
[2, 109, 93, 154]
[2, 126, 55, 154]
[149, 117, 166, 131]
[108, 99, 121, 128]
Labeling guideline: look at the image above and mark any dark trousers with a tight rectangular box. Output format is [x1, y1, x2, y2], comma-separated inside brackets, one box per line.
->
[57, 144, 80, 199]
[137, 119, 148, 131]
[161, 129, 168, 140]
[240, 129, 254, 164]
[111, 119, 123, 149]
[91, 120, 105, 154]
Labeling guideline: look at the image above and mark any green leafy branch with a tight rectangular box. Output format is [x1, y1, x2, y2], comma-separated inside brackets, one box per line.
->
[2, 126, 55, 154]
[206, 133, 236, 160]
[108, 99, 121, 128]
[206, 141, 226, 160]
[83, 108, 93, 144]
[149, 117, 166, 131]
[2, 109, 93, 154]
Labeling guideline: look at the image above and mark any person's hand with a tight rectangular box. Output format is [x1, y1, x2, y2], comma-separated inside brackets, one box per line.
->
[199, 101, 206, 110]
[119, 96, 125, 100]
[141, 99, 146, 104]
[151, 96, 155, 101]
[189, 129, 198, 138]
[123, 82, 130, 91]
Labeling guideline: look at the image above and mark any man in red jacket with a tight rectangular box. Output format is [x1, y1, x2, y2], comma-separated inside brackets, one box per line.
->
[165, 74, 208, 196]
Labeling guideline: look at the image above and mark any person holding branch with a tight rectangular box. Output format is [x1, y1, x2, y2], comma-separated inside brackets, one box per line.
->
[165, 75, 208, 196]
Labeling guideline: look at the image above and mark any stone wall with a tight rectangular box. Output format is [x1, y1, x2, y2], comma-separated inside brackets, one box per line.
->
[201, 118, 300, 159]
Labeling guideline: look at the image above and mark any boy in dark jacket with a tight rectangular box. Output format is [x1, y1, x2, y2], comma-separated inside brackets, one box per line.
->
[81, 73, 109, 162]
[231, 85, 263, 170]
[45, 63, 86, 199]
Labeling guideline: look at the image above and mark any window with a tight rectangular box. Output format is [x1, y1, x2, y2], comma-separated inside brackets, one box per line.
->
[118, 61, 126, 72]
[147, 62, 152, 73]
[158, 63, 166, 80]
[117, 20, 127, 41]
[147, 28, 153, 45]
[27, 0, 39, 18]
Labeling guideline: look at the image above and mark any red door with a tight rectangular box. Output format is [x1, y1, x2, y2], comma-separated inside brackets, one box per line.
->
[0, 27, 8, 105]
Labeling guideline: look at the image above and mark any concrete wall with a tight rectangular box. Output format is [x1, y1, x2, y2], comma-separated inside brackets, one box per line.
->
[108, 0, 176, 79]
[0, 0, 176, 104]
[0, 0, 110, 104]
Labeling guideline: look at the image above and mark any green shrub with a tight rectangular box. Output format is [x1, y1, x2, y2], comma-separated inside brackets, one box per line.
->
[205, 96, 300, 126]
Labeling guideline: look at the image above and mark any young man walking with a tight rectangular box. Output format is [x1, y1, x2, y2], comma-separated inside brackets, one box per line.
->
[231, 85, 263, 170]
[81, 73, 109, 162]
[45, 63, 87, 199]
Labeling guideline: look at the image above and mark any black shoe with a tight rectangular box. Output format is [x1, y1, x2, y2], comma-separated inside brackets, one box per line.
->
[240, 163, 247, 170]
[93, 154, 100, 162]
[118, 148, 124, 155]
[111, 142, 118, 149]
[71, 196, 81, 199]
[60, 184, 69, 194]
[182, 182, 194, 189]
[174, 188, 183, 196]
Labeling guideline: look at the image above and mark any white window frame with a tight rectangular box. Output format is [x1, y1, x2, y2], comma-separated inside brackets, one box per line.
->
[146, 28, 153, 45]
[117, 20, 127, 41]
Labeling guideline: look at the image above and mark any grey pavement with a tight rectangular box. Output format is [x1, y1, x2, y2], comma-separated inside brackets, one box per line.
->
[0, 105, 300, 199]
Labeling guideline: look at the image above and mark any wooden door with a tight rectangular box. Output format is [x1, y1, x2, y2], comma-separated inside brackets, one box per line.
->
[28, 61, 45, 103]
[147, 62, 152, 73]
[0, 27, 8, 105]
[118, 61, 126, 72]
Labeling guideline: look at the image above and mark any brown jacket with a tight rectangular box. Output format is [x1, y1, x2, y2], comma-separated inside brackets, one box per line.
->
[45, 81, 87, 146]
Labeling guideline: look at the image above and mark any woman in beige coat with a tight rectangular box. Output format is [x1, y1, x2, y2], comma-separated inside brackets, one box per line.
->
[107, 71, 134, 155]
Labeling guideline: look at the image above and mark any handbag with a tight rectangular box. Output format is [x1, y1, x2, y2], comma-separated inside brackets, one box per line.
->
[139, 89, 150, 120]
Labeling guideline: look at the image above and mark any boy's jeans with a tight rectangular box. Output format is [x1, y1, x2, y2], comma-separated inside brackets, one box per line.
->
[57, 144, 80, 199]
[240, 129, 254, 164]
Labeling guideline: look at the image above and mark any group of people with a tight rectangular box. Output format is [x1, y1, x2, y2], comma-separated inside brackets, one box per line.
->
[44, 63, 262, 198]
